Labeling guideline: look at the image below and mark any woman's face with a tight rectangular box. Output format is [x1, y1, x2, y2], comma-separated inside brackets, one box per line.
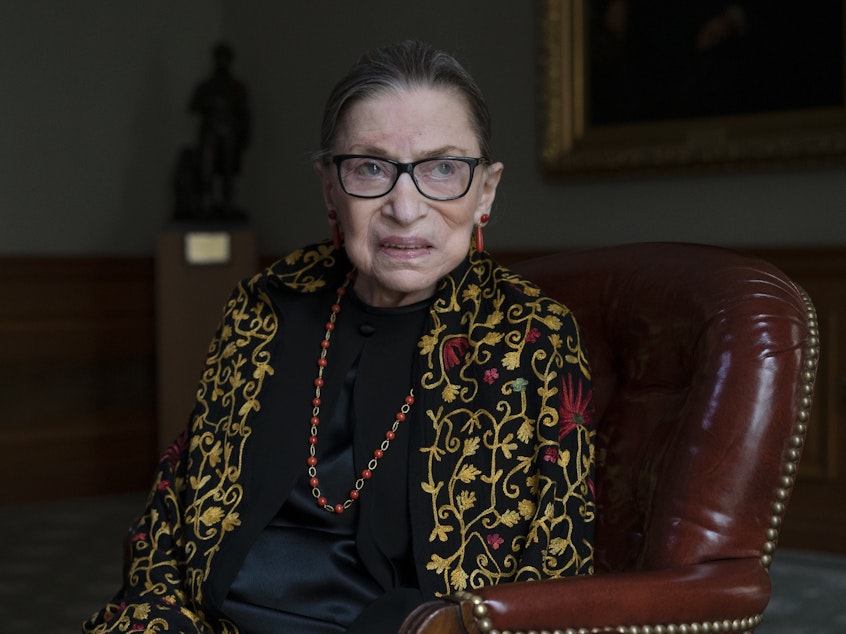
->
[319, 87, 503, 307]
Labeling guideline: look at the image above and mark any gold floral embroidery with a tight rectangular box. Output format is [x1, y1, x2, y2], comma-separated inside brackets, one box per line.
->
[417, 254, 595, 594]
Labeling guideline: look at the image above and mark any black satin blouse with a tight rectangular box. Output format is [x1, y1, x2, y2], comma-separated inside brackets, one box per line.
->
[221, 284, 429, 633]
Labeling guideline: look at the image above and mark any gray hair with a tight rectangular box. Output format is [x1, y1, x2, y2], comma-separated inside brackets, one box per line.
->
[314, 40, 492, 164]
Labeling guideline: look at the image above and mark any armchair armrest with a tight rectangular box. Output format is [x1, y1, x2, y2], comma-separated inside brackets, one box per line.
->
[400, 558, 770, 633]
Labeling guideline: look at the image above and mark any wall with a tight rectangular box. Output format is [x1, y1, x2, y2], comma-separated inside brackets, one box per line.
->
[0, 1, 222, 255]
[1, 2, 844, 257]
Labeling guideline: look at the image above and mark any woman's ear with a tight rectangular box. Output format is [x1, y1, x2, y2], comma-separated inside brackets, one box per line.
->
[474, 161, 504, 224]
[315, 162, 335, 211]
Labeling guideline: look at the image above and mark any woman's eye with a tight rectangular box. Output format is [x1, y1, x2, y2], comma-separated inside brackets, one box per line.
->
[353, 160, 390, 179]
[420, 160, 457, 180]
[433, 161, 455, 176]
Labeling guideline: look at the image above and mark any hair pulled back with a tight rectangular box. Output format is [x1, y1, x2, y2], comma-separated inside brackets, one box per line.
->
[314, 40, 492, 164]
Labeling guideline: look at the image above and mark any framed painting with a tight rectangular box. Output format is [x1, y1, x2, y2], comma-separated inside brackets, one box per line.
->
[539, 0, 846, 177]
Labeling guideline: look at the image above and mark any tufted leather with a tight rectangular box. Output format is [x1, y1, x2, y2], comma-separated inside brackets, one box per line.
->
[400, 243, 818, 634]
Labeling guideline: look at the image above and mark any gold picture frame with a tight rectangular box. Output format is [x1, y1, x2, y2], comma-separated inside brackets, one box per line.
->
[539, 0, 846, 177]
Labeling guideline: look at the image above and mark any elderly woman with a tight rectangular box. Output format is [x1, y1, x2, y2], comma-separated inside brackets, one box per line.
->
[84, 40, 595, 634]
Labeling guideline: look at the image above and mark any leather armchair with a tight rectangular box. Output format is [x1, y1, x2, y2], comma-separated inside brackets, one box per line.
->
[400, 243, 819, 634]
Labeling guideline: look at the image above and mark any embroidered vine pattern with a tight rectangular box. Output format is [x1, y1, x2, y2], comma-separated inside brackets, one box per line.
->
[418, 258, 595, 593]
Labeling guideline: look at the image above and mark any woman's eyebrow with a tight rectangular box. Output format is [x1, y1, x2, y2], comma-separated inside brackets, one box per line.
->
[345, 146, 470, 159]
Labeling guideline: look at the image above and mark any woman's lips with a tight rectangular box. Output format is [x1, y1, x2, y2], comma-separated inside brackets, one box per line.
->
[379, 237, 432, 257]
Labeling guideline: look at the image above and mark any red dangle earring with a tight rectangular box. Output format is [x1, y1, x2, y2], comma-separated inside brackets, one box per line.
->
[328, 210, 343, 250]
[475, 213, 489, 254]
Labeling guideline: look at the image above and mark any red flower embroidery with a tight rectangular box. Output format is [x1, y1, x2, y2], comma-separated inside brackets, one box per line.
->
[157, 479, 170, 491]
[559, 373, 593, 440]
[483, 367, 499, 384]
[106, 602, 127, 621]
[443, 337, 470, 370]
[130, 532, 147, 542]
[486, 533, 504, 550]
[544, 447, 558, 462]
[162, 430, 188, 470]
[525, 327, 541, 343]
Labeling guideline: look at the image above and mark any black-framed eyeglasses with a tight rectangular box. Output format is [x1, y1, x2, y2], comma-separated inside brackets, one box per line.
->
[331, 154, 488, 201]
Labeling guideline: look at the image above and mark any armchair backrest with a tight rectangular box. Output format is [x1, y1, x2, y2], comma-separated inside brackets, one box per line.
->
[512, 243, 817, 574]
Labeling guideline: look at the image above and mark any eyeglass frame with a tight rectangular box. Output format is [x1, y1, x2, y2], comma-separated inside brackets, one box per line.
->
[330, 154, 488, 201]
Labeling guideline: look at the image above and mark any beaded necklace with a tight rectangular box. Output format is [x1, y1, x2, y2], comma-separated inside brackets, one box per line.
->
[306, 272, 415, 514]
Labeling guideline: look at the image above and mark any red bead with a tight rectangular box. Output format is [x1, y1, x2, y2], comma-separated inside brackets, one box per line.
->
[310, 416, 320, 426]
[373, 449, 384, 459]
[331, 303, 341, 314]
[320, 340, 330, 349]
[314, 377, 324, 387]
[405, 395, 415, 405]
[334, 504, 345, 514]
[480, 213, 490, 223]
[349, 490, 360, 500]
[337, 286, 347, 296]
[317, 497, 327, 507]
[318, 358, 328, 367]
[361, 469, 372, 479]
[396, 412, 405, 422]
[309, 477, 319, 487]
[308, 435, 318, 445]
[312, 397, 321, 407]
[385, 431, 396, 441]
[307, 456, 318, 466]
[325, 322, 335, 331]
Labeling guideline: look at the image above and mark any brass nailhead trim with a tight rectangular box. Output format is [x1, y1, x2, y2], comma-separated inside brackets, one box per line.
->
[486, 613, 764, 634]
[451, 592, 493, 633]
[450, 593, 763, 634]
[761, 287, 818, 570]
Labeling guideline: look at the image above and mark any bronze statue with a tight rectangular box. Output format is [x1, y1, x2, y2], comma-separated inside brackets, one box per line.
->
[174, 42, 251, 221]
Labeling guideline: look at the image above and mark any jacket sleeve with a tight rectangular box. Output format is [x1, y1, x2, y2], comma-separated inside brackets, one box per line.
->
[413, 262, 595, 595]
[515, 302, 596, 580]
[80, 274, 275, 634]
[81, 432, 223, 633]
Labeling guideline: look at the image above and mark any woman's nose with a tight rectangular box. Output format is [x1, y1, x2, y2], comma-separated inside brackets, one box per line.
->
[383, 172, 425, 223]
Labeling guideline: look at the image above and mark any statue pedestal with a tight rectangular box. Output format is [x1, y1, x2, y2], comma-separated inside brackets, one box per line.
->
[155, 224, 258, 454]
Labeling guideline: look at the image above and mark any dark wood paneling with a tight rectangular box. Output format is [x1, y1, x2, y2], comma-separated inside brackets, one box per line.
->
[0, 258, 157, 504]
